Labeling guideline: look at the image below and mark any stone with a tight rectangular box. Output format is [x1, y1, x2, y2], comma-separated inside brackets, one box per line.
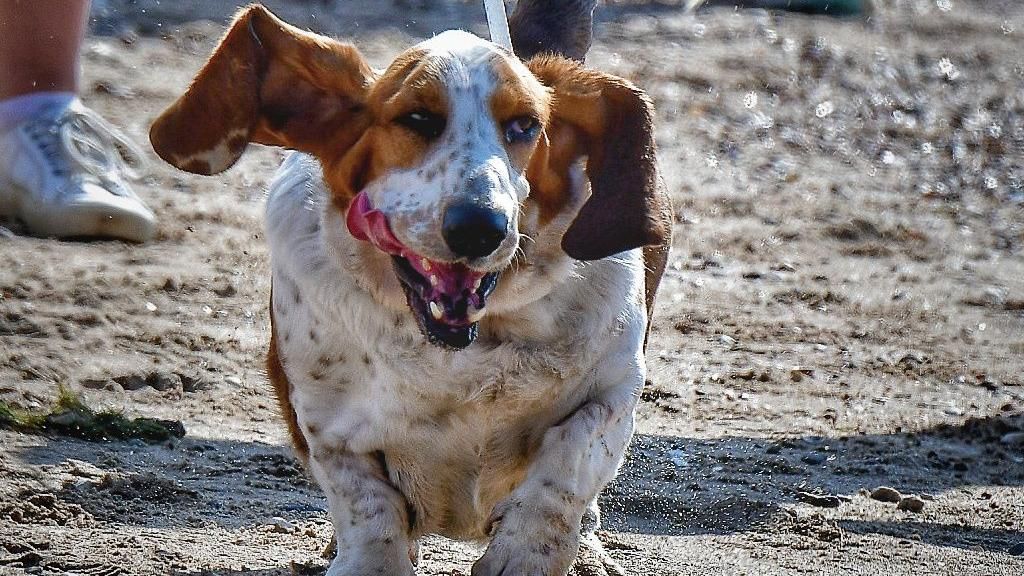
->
[795, 491, 843, 508]
[1000, 432, 1024, 446]
[869, 486, 902, 503]
[269, 517, 297, 533]
[897, 495, 925, 513]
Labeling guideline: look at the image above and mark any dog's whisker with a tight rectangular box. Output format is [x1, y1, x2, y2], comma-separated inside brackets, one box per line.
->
[511, 245, 527, 274]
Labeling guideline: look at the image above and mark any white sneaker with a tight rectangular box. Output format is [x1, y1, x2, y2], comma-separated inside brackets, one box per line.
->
[0, 99, 156, 242]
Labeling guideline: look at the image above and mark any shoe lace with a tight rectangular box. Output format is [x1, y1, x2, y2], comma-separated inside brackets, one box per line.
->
[26, 104, 148, 196]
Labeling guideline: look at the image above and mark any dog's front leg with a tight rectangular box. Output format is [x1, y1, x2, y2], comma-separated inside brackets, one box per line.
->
[473, 379, 642, 576]
[308, 448, 416, 576]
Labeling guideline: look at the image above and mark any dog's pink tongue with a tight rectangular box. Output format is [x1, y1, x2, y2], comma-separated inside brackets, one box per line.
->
[346, 191, 405, 254]
[346, 192, 487, 314]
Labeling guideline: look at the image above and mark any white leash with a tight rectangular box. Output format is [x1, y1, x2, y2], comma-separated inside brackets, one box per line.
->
[483, 0, 514, 53]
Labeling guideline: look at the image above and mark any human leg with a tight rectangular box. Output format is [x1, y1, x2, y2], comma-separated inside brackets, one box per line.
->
[0, 0, 156, 242]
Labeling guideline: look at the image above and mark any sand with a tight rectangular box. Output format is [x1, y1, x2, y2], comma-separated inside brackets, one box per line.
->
[1, 1, 1023, 574]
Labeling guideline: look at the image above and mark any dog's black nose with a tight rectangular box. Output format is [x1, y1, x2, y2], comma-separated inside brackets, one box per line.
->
[442, 203, 509, 259]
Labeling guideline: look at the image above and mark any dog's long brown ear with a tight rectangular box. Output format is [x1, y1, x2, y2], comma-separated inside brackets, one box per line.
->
[527, 56, 671, 261]
[150, 5, 374, 175]
[509, 0, 597, 61]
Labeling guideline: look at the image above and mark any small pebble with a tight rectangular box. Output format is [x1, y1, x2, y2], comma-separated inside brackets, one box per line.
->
[1000, 432, 1024, 446]
[870, 486, 903, 503]
[897, 495, 925, 513]
[795, 490, 842, 508]
[802, 452, 827, 465]
[789, 366, 813, 382]
[116, 374, 148, 391]
[150, 372, 182, 392]
[730, 368, 756, 380]
[269, 517, 297, 533]
[666, 449, 688, 468]
[66, 459, 105, 479]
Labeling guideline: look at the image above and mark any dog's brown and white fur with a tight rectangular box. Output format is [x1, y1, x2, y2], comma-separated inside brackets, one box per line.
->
[151, 4, 672, 575]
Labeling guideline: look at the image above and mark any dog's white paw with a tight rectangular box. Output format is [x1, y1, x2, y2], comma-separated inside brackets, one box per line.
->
[471, 503, 580, 576]
[325, 547, 416, 576]
[325, 558, 415, 576]
[471, 537, 579, 576]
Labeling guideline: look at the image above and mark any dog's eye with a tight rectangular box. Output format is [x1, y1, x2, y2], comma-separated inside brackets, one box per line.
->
[396, 110, 447, 140]
[503, 116, 540, 144]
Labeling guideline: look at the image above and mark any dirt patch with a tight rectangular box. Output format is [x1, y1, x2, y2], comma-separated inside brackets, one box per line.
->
[1, 0, 1023, 575]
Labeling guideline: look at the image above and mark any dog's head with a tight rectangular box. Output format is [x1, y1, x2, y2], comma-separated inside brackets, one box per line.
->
[151, 5, 669, 349]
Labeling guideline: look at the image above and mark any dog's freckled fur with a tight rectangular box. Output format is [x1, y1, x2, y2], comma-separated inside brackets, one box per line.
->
[150, 6, 671, 576]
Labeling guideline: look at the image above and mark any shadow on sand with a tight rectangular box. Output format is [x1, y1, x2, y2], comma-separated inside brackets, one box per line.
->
[602, 414, 1024, 555]
[9, 412, 1022, 557]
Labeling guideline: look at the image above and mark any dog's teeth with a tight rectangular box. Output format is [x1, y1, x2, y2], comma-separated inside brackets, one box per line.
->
[467, 305, 486, 323]
[473, 278, 482, 291]
[429, 301, 443, 320]
[421, 258, 432, 272]
[430, 274, 439, 286]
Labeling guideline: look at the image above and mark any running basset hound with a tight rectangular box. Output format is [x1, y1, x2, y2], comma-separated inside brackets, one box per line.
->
[151, 3, 672, 575]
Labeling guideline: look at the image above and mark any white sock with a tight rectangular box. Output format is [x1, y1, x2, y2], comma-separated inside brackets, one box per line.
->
[0, 92, 77, 133]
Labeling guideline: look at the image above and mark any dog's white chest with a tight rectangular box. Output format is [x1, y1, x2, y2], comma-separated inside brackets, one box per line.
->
[272, 285, 585, 537]
[264, 154, 646, 538]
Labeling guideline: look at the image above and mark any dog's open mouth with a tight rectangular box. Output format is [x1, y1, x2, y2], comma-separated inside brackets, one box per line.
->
[346, 191, 500, 349]
[392, 255, 498, 349]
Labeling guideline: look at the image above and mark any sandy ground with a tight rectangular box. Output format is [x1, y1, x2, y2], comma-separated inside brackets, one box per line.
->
[2, 0, 1024, 574]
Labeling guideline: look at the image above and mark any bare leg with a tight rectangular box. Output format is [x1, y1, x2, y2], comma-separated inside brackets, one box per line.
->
[0, 0, 90, 99]
[0, 0, 156, 242]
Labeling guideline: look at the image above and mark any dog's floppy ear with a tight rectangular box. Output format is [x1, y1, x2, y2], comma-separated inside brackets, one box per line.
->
[150, 5, 374, 175]
[527, 56, 671, 261]
[509, 0, 597, 61]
